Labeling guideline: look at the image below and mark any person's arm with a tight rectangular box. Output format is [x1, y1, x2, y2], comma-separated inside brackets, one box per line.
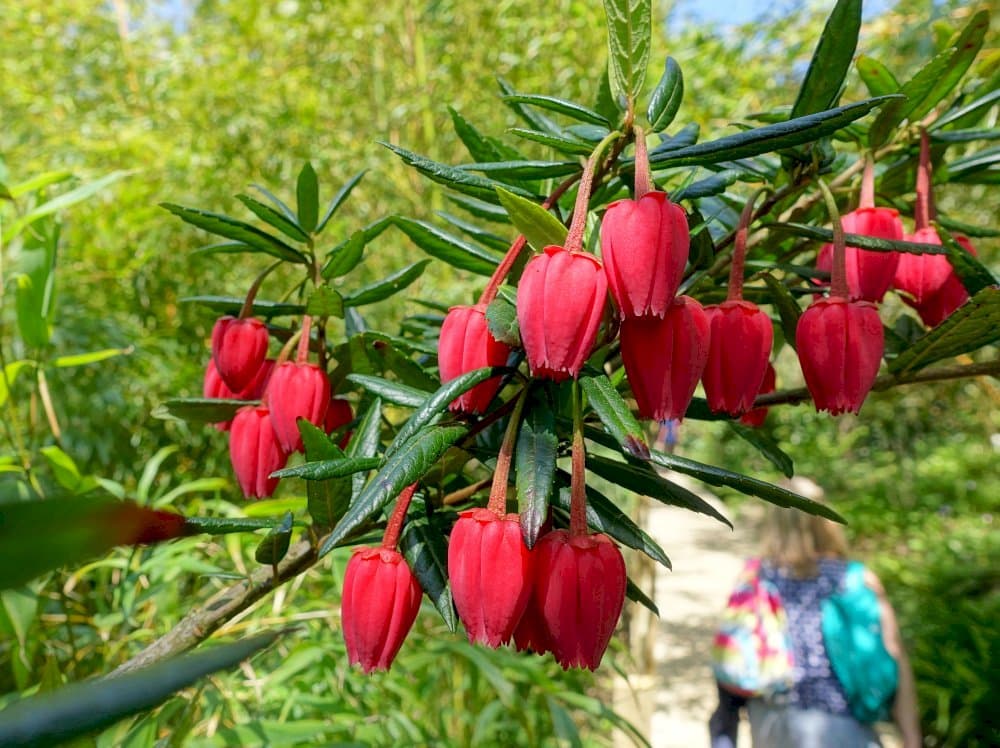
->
[864, 569, 921, 748]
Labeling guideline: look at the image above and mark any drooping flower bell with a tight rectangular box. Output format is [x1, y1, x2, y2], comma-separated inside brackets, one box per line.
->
[797, 180, 884, 415]
[620, 296, 710, 421]
[268, 361, 331, 454]
[513, 588, 551, 656]
[325, 396, 353, 434]
[739, 363, 776, 428]
[532, 529, 626, 670]
[906, 235, 977, 327]
[342, 547, 423, 673]
[229, 405, 288, 499]
[204, 359, 275, 431]
[438, 304, 511, 412]
[211, 315, 269, 393]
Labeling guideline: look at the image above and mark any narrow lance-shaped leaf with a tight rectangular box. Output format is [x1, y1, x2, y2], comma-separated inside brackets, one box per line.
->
[271, 456, 382, 482]
[317, 170, 367, 234]
[507, 128, 593, 156]
[579, 373, 649, 459]
[160, 204, 307, 264]
[347, 374, 430, 408]
[765, 223, 949, 255]
[647, 57, 684, 132]
[321, 218, 392, 279]
[182, 516, 282, 535]
[179, 295, 305, 317]
[346, 397, 384, 498]
[496, 187, 569, 250]
[500, 94, 611, 127]
[791, 0, 862, 118]
[856, 55, 899, 98]
[937, 224, 997, 295]
[296, 162, 319, 233]
[391, 216, 501, 276]
[300, 421, 353, 531]
[727, 422, 795, 478]
[318, 424, 469, 558]
[625, 578, 659, 616]
[153, 398, 253, 424]
[762, 273, 801, 351]
[517, 394, 558, 549]
[235, 194, 309, 243]
[399, 510, 457, 632]
[602, 0, 652, 106]
[342, 260, 431, 308]
[254, 511, 294, 565]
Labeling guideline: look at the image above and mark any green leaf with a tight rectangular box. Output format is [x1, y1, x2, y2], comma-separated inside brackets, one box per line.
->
[15, 275, 49, 348]
[250, 183, 297, 223]
[382, 143, 538, 203]
[321, 219, 391, 279]
[318, 424, 469, 558]
[765, 223, 948, 255]
[445, 193, 512, 224]
[0, 632, 280, 747]
[305, 286, 345, 318]
[497, 78, 563, 135]
[39, 446, 86, 493]
[585, 454, 732, 528]
[0, 360, 33, 409]
[317, 170, 367, 234]
[435, 211, 510, 251]
[399, 511, 457, 632]
[342, 260, 430, 308]
[235, 194, 309, 242]
[856, 56, 900, 98]
[579, 373, 649, 459]
[296, 162, 319, 233]
[180, 295, 304, 317]
[391, 216, 501, 276]
[889, 287, 1000, 374]
[761, 273, 801, 351]
[932, 89, 1000, 131]
[507, 128, 593, 156]
[727, 422, 795, 478]
[602, 0, 651, 106]
[484, 293, 521, 347]
[462, 160, 580, 180]
[271, 456, 382, 482]
[516, 394, 558, 549]
[646, 57, 684, 131]
[346, 374, 430, 408]
[625, 578, 659, 616]
[254, 512, 293, 565]
[345, 398, 384, 498]
[300, 422, 352, 531]
[160, 204, 307, 263]
[672, 169, 741, 202]
[153, 398, 252, 424]
[8, 170, 73, 199]
[646, 96, 899, 169]
[791, 0, 861, 118]
[448, 107, 521, 163]
[181, 516, 279, 535]
[500, 94, 610, 127]
[495, 187, 568, 250]
[51, 348, 130, 368]
[2, 171, 130, 242]
[869, 11, 990, 147]
[937, 226, 997, 295]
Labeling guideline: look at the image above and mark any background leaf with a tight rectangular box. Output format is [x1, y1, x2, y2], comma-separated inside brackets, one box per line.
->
[790, 0, 861, 118]
[602, 0, 651, 106]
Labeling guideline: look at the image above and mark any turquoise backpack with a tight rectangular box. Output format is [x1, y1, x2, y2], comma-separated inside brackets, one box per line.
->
[821, 561, 899, 723]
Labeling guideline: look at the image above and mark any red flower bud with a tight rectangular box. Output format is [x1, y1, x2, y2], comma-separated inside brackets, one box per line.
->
[447, 509, 533, 647]
[229, 405, 288, 499]
[325, 396, 353, 434]
[620, 296, 710, 421]
[739, 362, 776, 428]
[517, 246, 607, 381]
[341, 547, 423, 673]
[600, 192, 689, 317]
[438, 304, 511, 413]
[893, 227, 953, 306]
[702, 300, 773, 416]
[796, 297, 883, 415]
[904, 235, 977, 327]
[267, 362, 331, 454]
[815, 207, 903, 302]
[211, 316, 269, 393]
[532, 529, 626, 670]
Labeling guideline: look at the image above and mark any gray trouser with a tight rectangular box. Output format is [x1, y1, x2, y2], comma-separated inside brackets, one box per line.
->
[747, 700, 882, 748]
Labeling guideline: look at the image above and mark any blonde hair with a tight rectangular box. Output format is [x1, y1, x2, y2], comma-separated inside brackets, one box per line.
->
[760, 478, 848, 578]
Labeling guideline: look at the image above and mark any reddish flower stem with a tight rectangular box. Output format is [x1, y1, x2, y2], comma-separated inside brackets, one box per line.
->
[565, 130, 622, 254]
[276, 328, 302, 365]
[915, 128, 934, 231]
[633, 126, 653, 199]
[817, 179, 849, 300]
[727, 188, 769, 302]
[859, 153, 875, 210]
[477, 174, 581, 306]
[569, 380, 588, 537]
[486, 388, 529, 515]
[295, 315, 313, 364]
[238, 261, 282, 320]
[381, 482, 419, 550]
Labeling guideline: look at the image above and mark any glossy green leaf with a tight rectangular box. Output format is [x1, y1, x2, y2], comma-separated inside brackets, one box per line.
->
[602, 0, 651, 105]
[300, 421, 352, 531]
[445, 193, 512, 224]
[305, 286, 344, 318]
[791, 0, 861, 118]
[296, 162, 319, 233]
[495, 187, 568, 250]
[435, 211, 510, 251]
[484, 293, 521, 347]
[585, 454, 732, 527]
[179, 295, 304, 317]
[671, 169, 741, 202]
[937, 226, 997, 295]
[765, 223, 948, 255]
[160, 203, 307, 263]
[448, 107, 522, 163]
[321, 219, 389, 279]
[507, 128, 593, 156]
[500, 94, 610, 127]
[235, 194, 309, 242]
[646, 96, 899, 169]
[462, 160, 580, 180]
[727, 422, 795, 478]
[346, 374, 430, 408]
[153, 398, 252, 423]
[889, 287, 1000, 374]
[625, 578, 659, 616]
[318, 424, 469, 558]
[932, 89, 1000, 131]
[317, 170, 367, 234]
[271, 456, 382, 482]
[182, 516, 278, 535]
[856, 56, 899, 98]
[341, 260, 430, 308]
[391, 216, 501, 276]
[762, 273, 801, 350]
[516, 394, 558, 549]
[579, 373, 649, 460]
[647, 57, 684, 131]
[399, 510, 457, 632]
[496, 78, 563, 135]
[254, 512, 293, 565]
[0, 632, 280, 747]
[52, 348, 130, 368]
[345, 398, 384, 498]
[250, 183, 297, 223]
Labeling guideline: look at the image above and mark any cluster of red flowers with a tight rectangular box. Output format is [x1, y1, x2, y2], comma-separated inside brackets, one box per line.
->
[204, 315, 352, 498]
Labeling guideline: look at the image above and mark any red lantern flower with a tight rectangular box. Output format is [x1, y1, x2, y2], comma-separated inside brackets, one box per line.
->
[739, 363, 776, 428]
[815, 207, 903, 303]
[229, 405, 288, 499]
[447, 508, 533, 647]
[211, 316, 269, 393]
[325, 395, 353, 433]
[600, 192, 689, 318]
[513, 592, 551, 656]
[620, 296, 710, 421]
[532, 529, 626, 670]
[893, 227, 953, 306]
[438, 304, 511, 413]
[796, 297, 883, 415]
[341, 547, 423, 674]
[267, 362, 331, 454]
[517, 246, 607, 381]
[701, 300, 773, 416]
[901, 234, 977, 326]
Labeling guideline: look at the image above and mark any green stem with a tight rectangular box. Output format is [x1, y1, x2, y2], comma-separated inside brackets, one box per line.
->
[817, 179, 849, 300]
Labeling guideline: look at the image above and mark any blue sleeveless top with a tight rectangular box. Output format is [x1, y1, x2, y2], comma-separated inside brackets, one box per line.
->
[759, 558, 851, 716]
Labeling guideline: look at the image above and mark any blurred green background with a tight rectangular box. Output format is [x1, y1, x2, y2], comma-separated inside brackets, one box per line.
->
[0, 0, 996, 745]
